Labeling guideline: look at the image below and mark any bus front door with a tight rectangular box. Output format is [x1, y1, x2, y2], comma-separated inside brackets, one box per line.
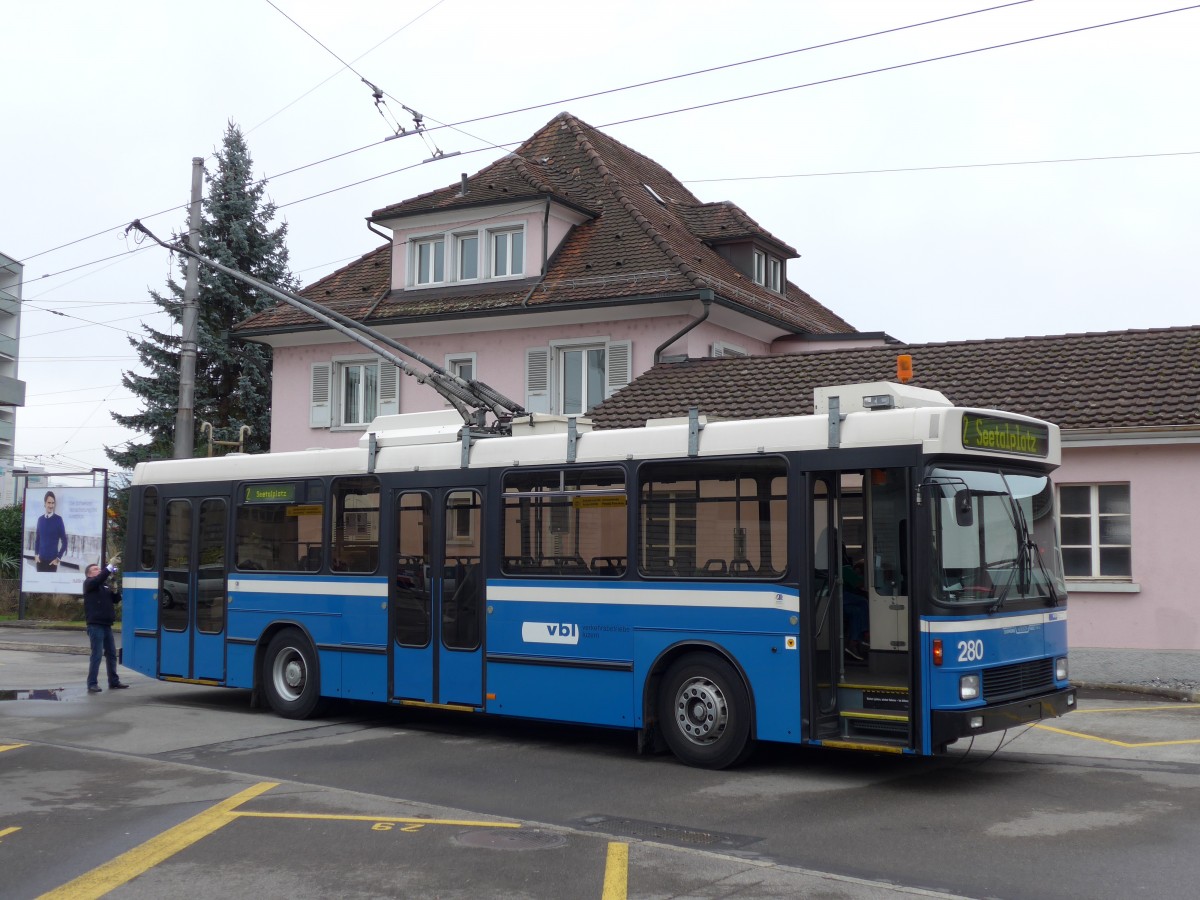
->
[159, 497, 228, 682]
[390, 488, 485, 708]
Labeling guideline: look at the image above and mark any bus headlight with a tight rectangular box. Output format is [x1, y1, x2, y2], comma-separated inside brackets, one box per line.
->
[960, 674, 981, 701]
[1055, 657, 1069, 681]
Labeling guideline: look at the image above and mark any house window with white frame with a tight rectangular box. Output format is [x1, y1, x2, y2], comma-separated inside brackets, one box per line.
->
[310, 359, 399, 429]
[491, 229, 524, 277]
[444, 353, 477, 407]
[414, 237, 445, 285]
[456, 233, 479, 281]
[524, 338, 631, 416]
[1058, 483, 1132, 578]
[447, 354, 475, 382]
[559, 344, 606, 415]
[752, 249, 766, 285]
[409, 225, 525, 288]
[767, 256, 782, 292]
[340, 361, 378, 426]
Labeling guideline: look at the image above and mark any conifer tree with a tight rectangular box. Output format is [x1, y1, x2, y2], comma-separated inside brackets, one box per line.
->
[108, 122, 295, 469]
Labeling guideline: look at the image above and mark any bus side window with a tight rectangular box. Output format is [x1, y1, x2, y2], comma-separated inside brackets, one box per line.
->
[330, 476, 381, 574]
[139, 487, 158, 570]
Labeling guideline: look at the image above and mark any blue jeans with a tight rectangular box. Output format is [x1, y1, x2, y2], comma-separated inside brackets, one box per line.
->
[87, 624, 119, 687]
[843, 591, 869, 644]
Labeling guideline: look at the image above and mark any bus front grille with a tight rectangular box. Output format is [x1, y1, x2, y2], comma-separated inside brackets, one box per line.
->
[982, 658, 1055, 703]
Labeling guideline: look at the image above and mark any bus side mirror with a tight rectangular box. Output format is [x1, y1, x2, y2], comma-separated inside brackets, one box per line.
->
[955, 491, 974, 528]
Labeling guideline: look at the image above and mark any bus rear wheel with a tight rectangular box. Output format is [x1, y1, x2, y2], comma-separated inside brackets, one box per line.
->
[658, 653, 752, 769]
[262, 628, 327, 719]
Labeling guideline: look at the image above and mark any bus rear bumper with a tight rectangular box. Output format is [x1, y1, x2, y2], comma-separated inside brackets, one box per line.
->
[931, 686, 1076, 748]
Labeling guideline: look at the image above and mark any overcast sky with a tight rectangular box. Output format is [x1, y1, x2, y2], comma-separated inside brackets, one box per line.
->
[5, 0, 1197, 476]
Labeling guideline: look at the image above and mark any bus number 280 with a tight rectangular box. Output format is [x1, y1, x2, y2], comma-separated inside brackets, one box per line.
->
[957, 639, 984, 662]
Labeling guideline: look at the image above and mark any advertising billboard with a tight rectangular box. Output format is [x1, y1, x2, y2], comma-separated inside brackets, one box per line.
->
[21, 486, 107, 595]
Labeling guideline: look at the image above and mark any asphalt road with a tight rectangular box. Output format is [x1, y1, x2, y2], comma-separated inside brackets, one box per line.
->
[2, 639, 1199, 900]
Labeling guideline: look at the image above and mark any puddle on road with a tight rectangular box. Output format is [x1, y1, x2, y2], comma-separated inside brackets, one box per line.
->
[0, 688, 66, 702]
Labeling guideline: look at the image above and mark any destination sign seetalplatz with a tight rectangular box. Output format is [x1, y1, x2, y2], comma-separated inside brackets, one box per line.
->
[244, 483, 298, 504]
[961, 413, 1049, 457]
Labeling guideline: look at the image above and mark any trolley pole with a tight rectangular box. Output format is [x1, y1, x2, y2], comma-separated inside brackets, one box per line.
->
[174, 156, 204, 459]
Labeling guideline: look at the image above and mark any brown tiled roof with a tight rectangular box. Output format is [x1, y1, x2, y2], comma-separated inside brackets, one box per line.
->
[588, 326, 1200, 432]
[672, 201, 798, 256]
[237, 112, 854, 335]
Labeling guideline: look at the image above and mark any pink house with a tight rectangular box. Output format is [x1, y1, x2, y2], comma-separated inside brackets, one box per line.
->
[238, 114, 1200, 683]
[238, 112, 860, 451]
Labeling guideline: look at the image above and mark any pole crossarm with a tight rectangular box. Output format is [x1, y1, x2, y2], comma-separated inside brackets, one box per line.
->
[125, 220, 526, 430]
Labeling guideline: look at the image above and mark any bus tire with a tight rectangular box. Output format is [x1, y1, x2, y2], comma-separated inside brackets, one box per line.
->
[262, 628, 327, 719]
[658, 653, 752, 769]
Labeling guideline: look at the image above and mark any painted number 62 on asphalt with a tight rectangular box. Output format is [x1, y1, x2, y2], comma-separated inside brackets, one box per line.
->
[957, 639, 984, 662]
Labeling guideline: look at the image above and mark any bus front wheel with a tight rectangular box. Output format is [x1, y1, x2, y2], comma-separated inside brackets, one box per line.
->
[658, 653, 752, 769]
[262, 629, 327, 719]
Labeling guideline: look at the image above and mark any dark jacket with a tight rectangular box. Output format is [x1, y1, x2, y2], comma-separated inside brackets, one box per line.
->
[83, 569, 121, 626]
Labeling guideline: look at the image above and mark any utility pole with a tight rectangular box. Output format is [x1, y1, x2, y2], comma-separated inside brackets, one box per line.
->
[174, 156, 204, 458]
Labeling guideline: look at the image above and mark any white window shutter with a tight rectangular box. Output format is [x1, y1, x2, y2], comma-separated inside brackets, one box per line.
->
[525, 347, 551, 413]
[711, 341, 748, 358]
[310, 362, 332, 427]
[605, 339, 631, 397]
[378, 363, 399, 415]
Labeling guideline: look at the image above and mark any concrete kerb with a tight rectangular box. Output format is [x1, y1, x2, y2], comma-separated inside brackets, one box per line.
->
[1072, 680, 1198, 703]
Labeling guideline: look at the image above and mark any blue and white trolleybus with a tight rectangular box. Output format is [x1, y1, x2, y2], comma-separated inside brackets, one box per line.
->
[121, 379, 1075, 768]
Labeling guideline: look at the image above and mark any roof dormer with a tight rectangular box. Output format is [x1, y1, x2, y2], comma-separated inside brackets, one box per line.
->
[672, 200, 798, 294]
[371, 196, 593, 293]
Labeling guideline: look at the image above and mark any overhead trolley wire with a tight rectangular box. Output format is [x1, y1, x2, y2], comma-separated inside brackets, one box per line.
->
[12, 4, 1200, 300]
[1, 0, 1042, 272]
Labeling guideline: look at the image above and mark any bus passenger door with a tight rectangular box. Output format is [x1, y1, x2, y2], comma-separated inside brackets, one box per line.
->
[390, 488, 485, 708]
[159, 497, 228, 682]
[809, 474, 841, 738]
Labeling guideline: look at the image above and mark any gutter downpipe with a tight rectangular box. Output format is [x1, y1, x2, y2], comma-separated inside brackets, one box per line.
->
[654, 292, 713, 364]
[521, 198, 552, 308]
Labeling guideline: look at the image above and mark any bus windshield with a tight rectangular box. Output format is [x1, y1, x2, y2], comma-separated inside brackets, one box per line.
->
[927, 466, 1066, 608]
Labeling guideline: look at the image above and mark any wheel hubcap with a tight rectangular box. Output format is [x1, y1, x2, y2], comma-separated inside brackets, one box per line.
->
[675, 676, 728, 745]
[273, 648, 306, 701]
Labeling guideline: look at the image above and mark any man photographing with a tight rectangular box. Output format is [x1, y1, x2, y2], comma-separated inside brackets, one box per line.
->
[84, 560, 129, 693]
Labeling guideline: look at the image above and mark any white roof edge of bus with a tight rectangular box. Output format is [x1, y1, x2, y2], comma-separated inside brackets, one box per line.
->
[813, 381, 952, 414]
[129, 394, 1060, 485]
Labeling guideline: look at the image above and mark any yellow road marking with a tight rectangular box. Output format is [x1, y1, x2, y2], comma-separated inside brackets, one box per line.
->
[233, 811, 519, 828]
[1033, 723, 1200, 748]
[602, 841, 628, 900]
[0, 826, 21, 841]
[39, 781, 278, 900]
[0, 743, 28, 753]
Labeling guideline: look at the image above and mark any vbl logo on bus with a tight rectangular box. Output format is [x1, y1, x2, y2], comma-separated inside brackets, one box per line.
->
[521, 622, 580, 645]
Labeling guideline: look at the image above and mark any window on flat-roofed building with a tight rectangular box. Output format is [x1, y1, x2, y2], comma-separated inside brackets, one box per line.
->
[1058, 483, 1131, 578]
